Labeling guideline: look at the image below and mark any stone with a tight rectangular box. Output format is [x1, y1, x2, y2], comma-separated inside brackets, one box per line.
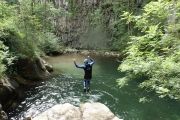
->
[0, 77, 20, 107]
[80, 102, 115, 120]
[32, 102, 122, 120]
[33, 103, 81, 120]
[25, 117, 32, 120]
[15, 57, 50, 81]
[0, 104, 8, 120]
[45, 64, 53, 72]
[40, 57, 54, 72]
[0, 111, 8, 120]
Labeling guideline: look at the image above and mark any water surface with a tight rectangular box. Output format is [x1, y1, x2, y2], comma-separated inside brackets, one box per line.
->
[9, 54, 180, 120]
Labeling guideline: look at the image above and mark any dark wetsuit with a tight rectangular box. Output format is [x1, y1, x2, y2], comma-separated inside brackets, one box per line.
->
[84, 64, 92, 79]
[74, 58, 95, 92]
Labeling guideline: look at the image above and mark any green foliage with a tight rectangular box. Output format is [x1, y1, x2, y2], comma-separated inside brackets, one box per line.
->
[118, 0, 180, 100]
[86, 0, 152, 51]
[0, 0, 62, 58]
[0, 41, 13, 78]
[139, 97, 151, 103]
[0, 42, 7, 78]
[39, 32, 63, 54]
[0, 0, 63, 77]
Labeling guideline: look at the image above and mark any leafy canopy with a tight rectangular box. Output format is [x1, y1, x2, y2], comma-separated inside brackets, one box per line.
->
[118, 0, 180, 100]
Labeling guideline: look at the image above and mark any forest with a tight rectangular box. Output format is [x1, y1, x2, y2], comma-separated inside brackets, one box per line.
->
[0, 0, 180, 119]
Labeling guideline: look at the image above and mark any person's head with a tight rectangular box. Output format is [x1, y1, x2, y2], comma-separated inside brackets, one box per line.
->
[84, 59, 89, 65]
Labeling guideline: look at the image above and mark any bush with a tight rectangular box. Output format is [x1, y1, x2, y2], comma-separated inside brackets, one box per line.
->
[118, 0, 180, 100]
[39, 32, 63, 54]
[0, 41, 13, 78]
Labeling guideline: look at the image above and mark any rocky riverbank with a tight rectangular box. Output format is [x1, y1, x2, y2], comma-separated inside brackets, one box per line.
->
[66, 49, 121, 57]
[0, 57, 53, 120]
[32, 102, 123, 120]
[48, 48, 122, 58]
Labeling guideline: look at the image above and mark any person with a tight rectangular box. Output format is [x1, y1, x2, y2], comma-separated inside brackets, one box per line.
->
[74, 56, 95, 93]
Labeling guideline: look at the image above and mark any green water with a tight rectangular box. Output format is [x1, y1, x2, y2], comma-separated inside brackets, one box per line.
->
[9, 54, 180, 120]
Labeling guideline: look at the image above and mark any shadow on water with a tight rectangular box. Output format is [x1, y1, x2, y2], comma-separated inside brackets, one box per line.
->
[8, 54, 180, 120]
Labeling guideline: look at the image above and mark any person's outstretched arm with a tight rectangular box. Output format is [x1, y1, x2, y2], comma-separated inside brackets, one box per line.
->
[88, 56, 95, 66]
[74, 60, 85, 69]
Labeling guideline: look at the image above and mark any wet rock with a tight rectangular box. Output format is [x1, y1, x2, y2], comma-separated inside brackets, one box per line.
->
[63, 48, 79, 54]
[32, 102, 123, 120]
[40, 58, 53, 72]
[25, 117, 32, 120]
[47, 51, 63, 56]
[45, 64, 53, 72]
[80, 50, 90, 55]
[0, 77, 20, 108]
[0, 104, 8, 120]
[15, 57, 50, 81]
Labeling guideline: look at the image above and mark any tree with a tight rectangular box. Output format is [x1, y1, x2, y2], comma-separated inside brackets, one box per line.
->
[117, 0, 180, 100]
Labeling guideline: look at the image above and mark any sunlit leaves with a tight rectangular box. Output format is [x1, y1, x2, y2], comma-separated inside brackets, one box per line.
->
[116, 77, 129, 88]
[0, 41, 13, 78]
[118, 0, 180, 100]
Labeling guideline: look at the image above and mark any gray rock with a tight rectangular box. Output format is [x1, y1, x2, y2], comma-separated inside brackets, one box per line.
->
[33, 103, 81, 120]
[41, 58, 53, 72]
[32, 102, 123, 120]
[0, 77, 20, 107]
[0, 111, 8, 120]
[15, 57, 50, 81]
[80, 102, 115, 120]
[0, 104, 8, 120]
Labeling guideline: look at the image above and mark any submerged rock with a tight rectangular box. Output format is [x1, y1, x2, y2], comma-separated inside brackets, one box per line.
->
[32, 102, 122, 120]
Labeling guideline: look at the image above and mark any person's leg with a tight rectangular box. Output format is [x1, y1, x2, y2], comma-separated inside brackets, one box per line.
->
[83, 80, 87, 92]
[87, 79, 91, 92]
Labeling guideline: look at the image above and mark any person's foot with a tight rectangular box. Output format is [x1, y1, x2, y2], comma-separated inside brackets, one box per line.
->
[87, 88, 90, 92]
[83, 89, 86, 93]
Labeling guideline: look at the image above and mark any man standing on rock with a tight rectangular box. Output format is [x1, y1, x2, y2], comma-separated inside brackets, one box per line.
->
[74, 56, 95, 93]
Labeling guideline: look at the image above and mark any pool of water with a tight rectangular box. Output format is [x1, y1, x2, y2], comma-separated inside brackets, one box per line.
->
[9, 54, 180, 120]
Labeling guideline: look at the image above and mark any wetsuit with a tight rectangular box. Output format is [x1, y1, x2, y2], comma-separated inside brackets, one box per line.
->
[74, 58, 95, 92]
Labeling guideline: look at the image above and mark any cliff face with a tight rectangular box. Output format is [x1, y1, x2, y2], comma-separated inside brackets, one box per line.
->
[53, 0, 102, 49]
[32, 102, 123, 120]
[15, 57, 51, 81]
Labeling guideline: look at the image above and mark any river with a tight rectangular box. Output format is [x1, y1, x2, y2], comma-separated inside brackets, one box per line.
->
[8, 54, 180, 120]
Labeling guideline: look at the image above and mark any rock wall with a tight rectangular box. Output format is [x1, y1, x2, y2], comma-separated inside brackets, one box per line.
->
[0, 76, 20, 109]
[15, 57, 52, 81]
[32, 102, 123, 120]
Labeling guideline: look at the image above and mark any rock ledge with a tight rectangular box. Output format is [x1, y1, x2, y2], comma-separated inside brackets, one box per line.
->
[32, 102, 122, 120]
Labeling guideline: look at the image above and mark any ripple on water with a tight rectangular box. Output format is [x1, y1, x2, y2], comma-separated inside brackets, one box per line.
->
[8, 55, 180, 120]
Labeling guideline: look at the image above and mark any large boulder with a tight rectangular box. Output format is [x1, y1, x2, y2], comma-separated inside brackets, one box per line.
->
[81, 102, 117, 120]
[33, 103, 81, 120]
[15, 57, 51, 81]
[0, 77, 20, 108]
[32, 102, 122, 120]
